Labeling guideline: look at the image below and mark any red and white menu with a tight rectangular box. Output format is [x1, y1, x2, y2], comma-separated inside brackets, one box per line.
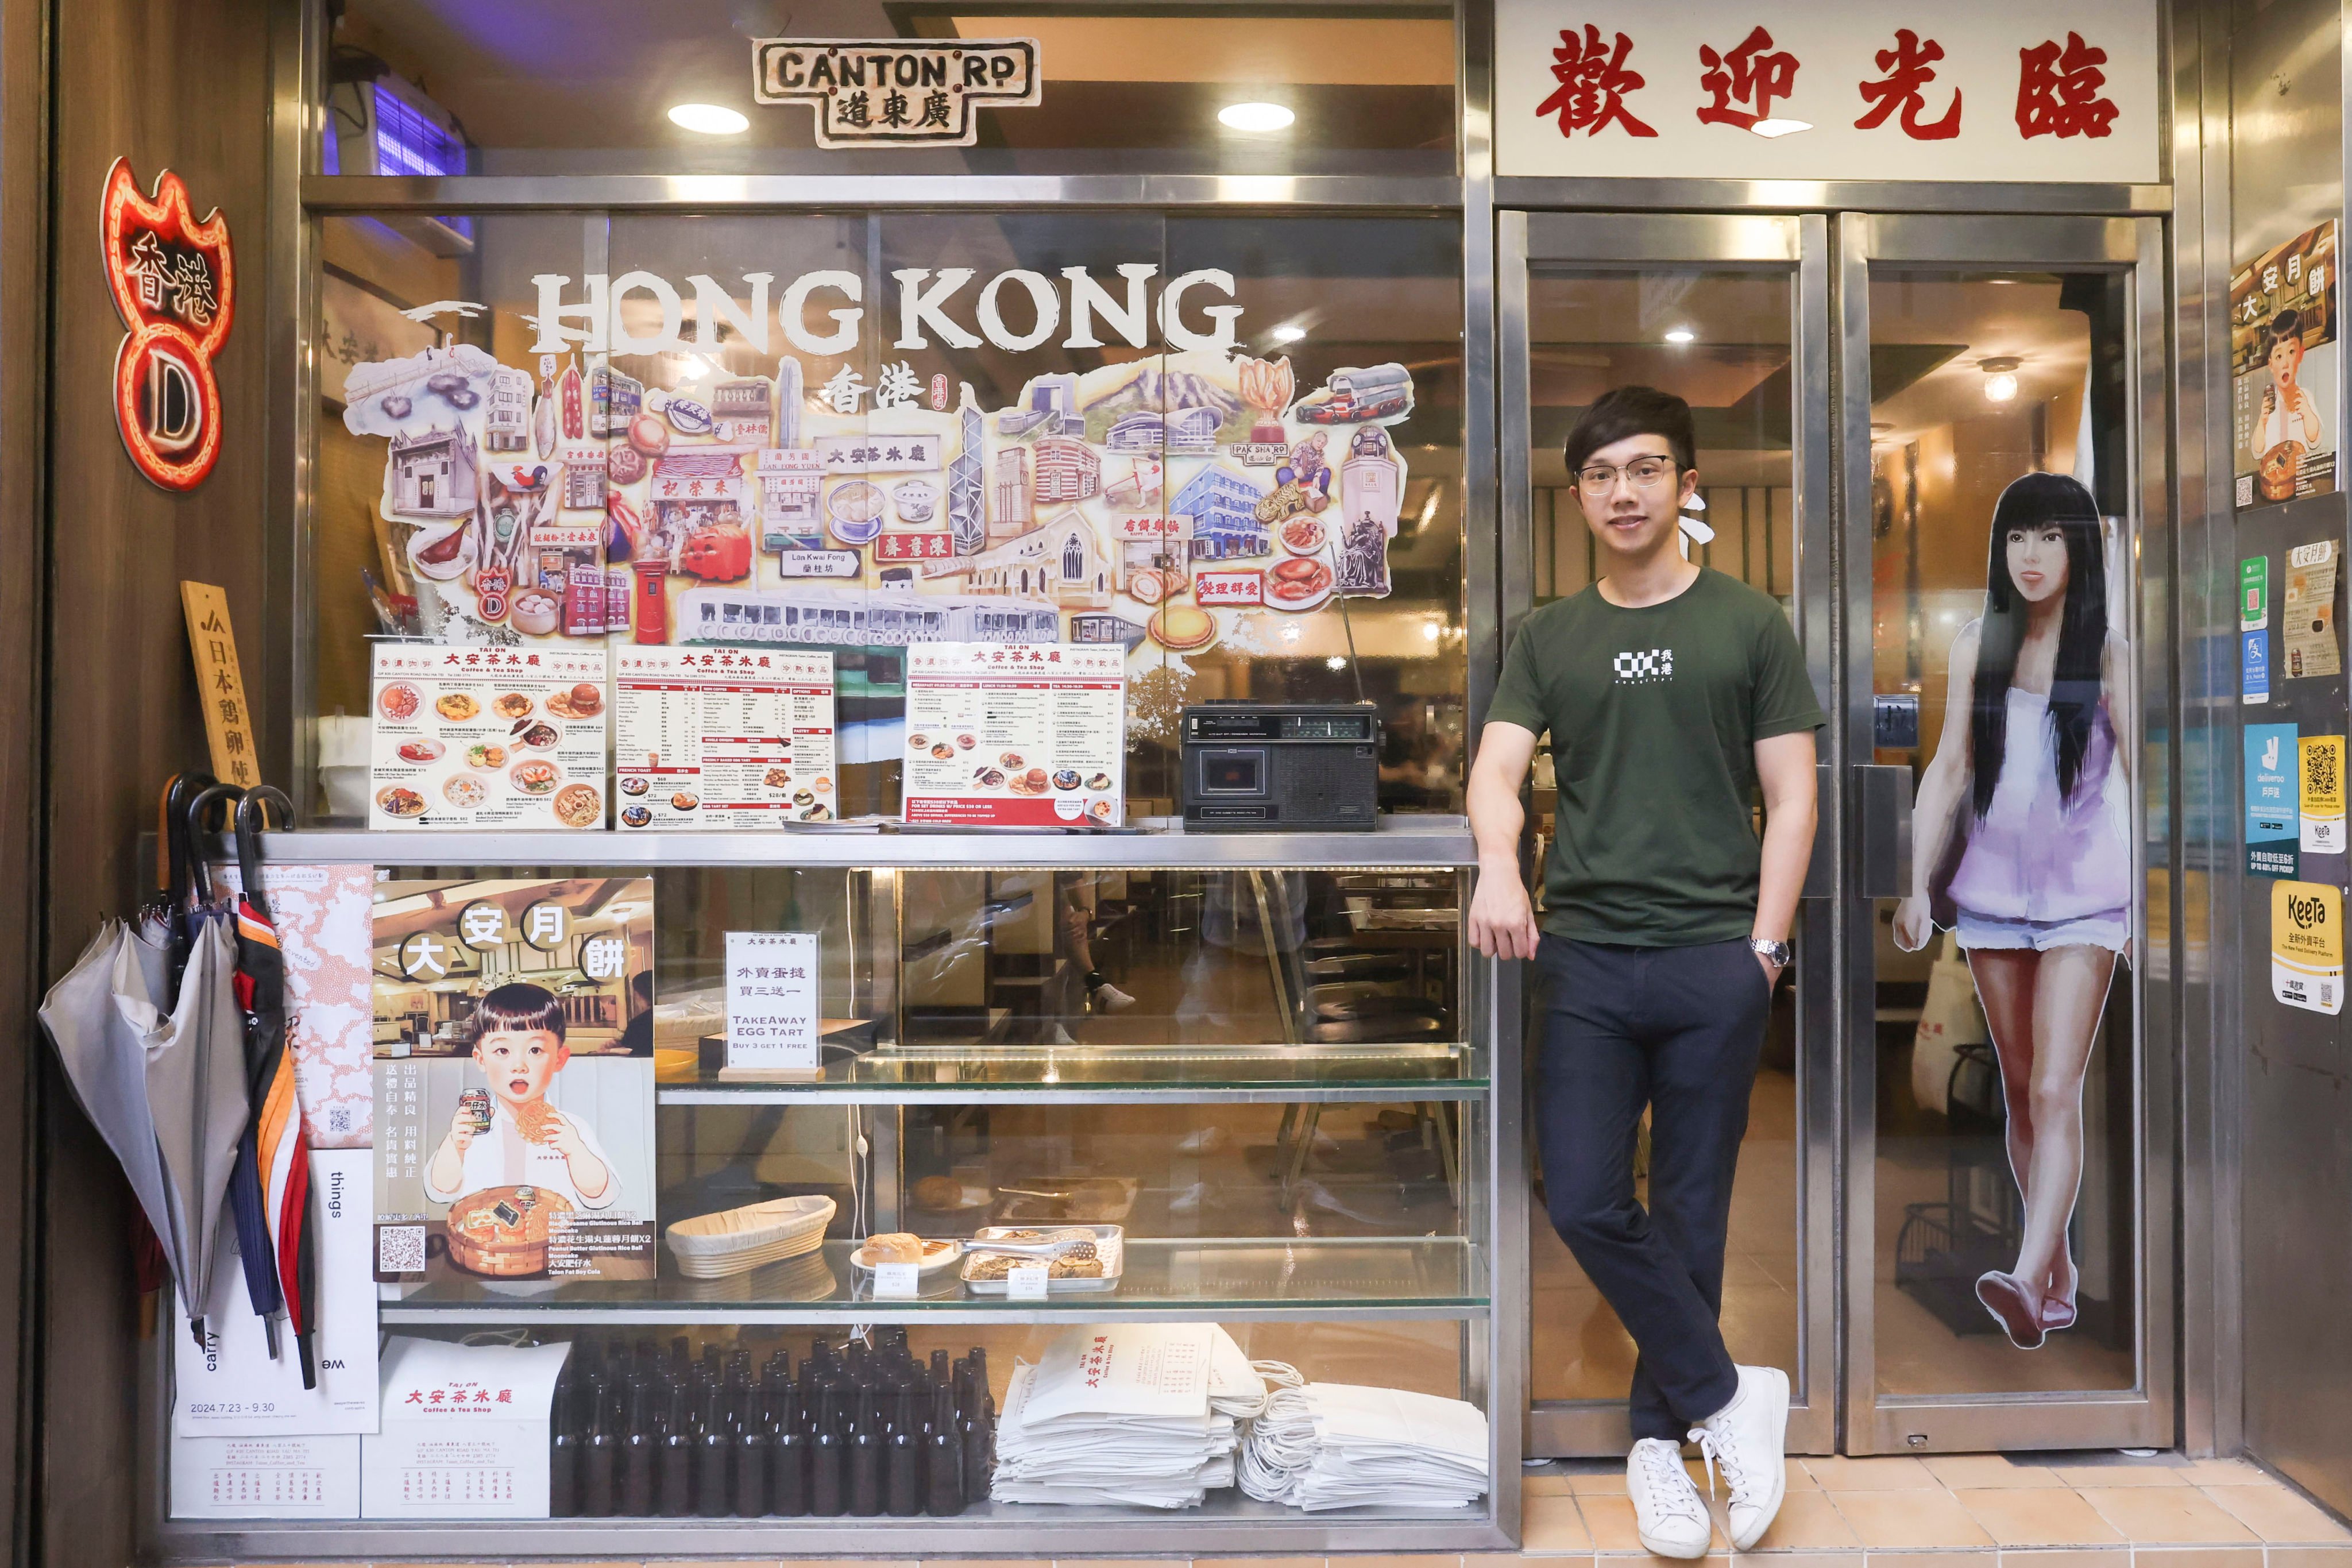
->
[368, 645, 609, 831]
[901, 643, 1126, 827]
[612, 647, 837, 828]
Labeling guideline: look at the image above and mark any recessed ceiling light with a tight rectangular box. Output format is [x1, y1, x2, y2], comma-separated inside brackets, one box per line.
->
[1326, 655, 1348, 671]
[1219, 101, 1295, 133]
[1271, 324, 1307, 343]
[669, 103, 750, 136]
[1664, 327, 1696, 345]
[1750, 118, 1813, 138]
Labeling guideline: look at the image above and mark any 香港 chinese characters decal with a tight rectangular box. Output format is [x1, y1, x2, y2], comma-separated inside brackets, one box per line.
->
[101, 157, 233, 491]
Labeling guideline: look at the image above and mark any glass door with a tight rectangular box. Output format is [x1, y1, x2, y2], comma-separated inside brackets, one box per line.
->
[1499, 212, 1836, 1456]
[1836, 213, 2174, 1453]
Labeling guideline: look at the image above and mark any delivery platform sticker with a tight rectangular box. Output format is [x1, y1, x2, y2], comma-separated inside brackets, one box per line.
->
[2302, 734, 2346, 853]
[2272, 879, 2345, 1014]
[2243, 629, 2271, 704]
[2247, 723, 2300, 877]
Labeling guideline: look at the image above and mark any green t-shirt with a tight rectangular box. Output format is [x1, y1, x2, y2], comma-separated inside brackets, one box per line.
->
[1488, 568, 1825, 947]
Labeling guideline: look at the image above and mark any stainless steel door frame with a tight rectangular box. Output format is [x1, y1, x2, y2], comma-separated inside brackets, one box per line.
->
[1503, 210, 1837, 1457]
[1834, 211, 2176, 1454]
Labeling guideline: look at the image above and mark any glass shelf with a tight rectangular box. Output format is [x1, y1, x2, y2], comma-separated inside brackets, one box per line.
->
[248, 818, 1476, 869]
[377, 1237, 1486, 1324]
[658, 1038, 1483, 1102]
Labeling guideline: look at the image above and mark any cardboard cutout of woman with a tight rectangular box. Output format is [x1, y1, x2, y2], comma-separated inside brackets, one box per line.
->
[1893, 472, 2131, 1351]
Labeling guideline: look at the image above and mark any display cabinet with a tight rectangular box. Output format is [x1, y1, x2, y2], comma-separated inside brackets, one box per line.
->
[150, 821, 1519, 1558]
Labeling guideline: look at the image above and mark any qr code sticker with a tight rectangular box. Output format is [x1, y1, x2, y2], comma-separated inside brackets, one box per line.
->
[377, 1223, 426, 1275]
[2238, 474, 2256, 508]
[2308, 741, 2339, 802]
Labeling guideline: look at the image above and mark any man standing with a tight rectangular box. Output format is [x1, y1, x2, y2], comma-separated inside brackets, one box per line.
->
[1469, 386, 1821, 1557]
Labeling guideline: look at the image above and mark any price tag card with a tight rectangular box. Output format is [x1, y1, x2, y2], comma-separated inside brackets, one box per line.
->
[871, 1261, 920, 1299]
[724, 931, 821, 1078]
[1006, 1264, 1050, 1301]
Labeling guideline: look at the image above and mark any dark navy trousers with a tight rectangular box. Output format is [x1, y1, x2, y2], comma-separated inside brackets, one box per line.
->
[1534, 933, 1770, 1441]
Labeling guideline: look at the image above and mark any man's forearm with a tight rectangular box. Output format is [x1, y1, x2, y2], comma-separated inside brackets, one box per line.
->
[1752, 804, 1814, 943]
[1467, 770, 1525, 872]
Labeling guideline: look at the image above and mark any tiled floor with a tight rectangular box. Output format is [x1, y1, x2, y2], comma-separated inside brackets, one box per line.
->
[293, 1453, 2347, 1568]
[1515, 1449, 2352, 1565]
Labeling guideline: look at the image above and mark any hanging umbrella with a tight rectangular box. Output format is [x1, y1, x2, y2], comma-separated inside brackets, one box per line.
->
[37, 917, 178, 1295]
[180, 782, 289, 1359]
[233, 787, 318, 1386]
[145, 877, 252, 1346]
[37, 774, 250, 1345]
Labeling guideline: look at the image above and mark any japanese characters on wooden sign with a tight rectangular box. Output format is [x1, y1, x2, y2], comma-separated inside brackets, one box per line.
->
[752, 38, 1041, 148]
[1493, 2, 2158, 181]
[103, 160, 234, 489]
[181, 581, 259, 788]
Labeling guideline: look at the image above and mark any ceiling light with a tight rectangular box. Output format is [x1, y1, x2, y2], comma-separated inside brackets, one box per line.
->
[1326, 655, 1348, 671]
[1749, 118, 1813, 138]
[1271, 324, 1307, 343]
[1664, 327, 1696, 345]
[1219, 101, 1295, 133]
[1422, 620, 1442, 642]
[1281, 624, 1301, 643]
[669, 103, 750, 136]
[1979, 355, 2021, 403]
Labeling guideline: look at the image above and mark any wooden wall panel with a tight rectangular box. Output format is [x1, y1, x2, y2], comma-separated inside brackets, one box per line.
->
[0, 0, 50, 1557]
[39, 0, 279, 1563]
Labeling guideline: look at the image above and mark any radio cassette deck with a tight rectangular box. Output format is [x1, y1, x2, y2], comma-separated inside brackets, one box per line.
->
[1180, 701, 1381, 832]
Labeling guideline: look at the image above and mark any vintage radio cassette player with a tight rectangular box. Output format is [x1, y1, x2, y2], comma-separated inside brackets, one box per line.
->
[1181, 701, 1382, 832]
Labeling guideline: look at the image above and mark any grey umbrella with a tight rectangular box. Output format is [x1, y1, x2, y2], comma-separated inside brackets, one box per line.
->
[142, 910, 253, 1339]
[37, 920, 179, 1284]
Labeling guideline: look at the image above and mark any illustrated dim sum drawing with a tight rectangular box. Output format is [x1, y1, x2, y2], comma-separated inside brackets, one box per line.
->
[1893, 472, 2131, 1350]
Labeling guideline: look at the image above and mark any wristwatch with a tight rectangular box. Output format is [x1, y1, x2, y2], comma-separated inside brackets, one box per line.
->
[1750, 937, 1793, 967]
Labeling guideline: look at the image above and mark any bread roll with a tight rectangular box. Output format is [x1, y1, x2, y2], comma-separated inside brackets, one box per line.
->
[912, 1175, 963, 1208]
[864, 1231, 923, 1264]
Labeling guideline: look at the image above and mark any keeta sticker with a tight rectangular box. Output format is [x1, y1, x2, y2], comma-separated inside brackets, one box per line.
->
[2247, 723, 2300, 878]
[2301, 735, 2346, 854]
[2272, 879, 2344, 1015]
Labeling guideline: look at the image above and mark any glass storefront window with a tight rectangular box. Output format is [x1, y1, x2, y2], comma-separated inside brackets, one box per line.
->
[323, 2, 1458, 178]
[310, 210, 1465, 822]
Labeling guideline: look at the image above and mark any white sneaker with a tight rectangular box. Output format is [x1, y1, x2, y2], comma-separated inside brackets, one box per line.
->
[1091, 982, 1137, 1013]
[1626, 1437, 1713, 1559]
[1690, 1365, 1790, 1551]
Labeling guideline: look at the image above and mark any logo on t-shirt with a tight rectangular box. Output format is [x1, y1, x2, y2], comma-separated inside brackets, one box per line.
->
[1613, 647, 1674, 684]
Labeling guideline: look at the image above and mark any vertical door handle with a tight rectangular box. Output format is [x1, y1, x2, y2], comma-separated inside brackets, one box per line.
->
[1854, 763, 1914, 899]
[1801, 763, 1833, 899]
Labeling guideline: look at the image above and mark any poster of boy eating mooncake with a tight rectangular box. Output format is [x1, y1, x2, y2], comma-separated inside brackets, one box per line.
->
[372, 876, 656, 1283]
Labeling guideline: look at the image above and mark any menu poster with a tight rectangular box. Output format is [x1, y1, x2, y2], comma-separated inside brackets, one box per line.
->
[373, 877, 657, 1283]
[613, 647, 837, 828]
[901, 642, 1126, 827]
[369, 643, 609, 829]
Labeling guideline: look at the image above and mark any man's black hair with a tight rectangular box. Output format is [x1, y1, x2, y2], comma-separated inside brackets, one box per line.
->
[1563, 385, 1697, 476]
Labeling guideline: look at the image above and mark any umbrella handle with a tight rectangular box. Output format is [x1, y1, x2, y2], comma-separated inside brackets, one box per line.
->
[183, 783, 245, 908]
[234, 788, 293, 920]
[156, 772, 218, 918]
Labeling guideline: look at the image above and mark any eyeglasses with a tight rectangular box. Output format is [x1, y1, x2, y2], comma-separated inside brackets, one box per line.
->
[1574, 455, 1681, 494]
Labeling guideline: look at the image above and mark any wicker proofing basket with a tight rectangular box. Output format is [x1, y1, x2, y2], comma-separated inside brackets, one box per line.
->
[664, 1194, 837, 1279]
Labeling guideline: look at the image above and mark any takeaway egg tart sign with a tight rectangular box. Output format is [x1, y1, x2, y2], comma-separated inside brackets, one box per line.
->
[101, 157, 233, 492]
[337, 264, 1417, 740]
